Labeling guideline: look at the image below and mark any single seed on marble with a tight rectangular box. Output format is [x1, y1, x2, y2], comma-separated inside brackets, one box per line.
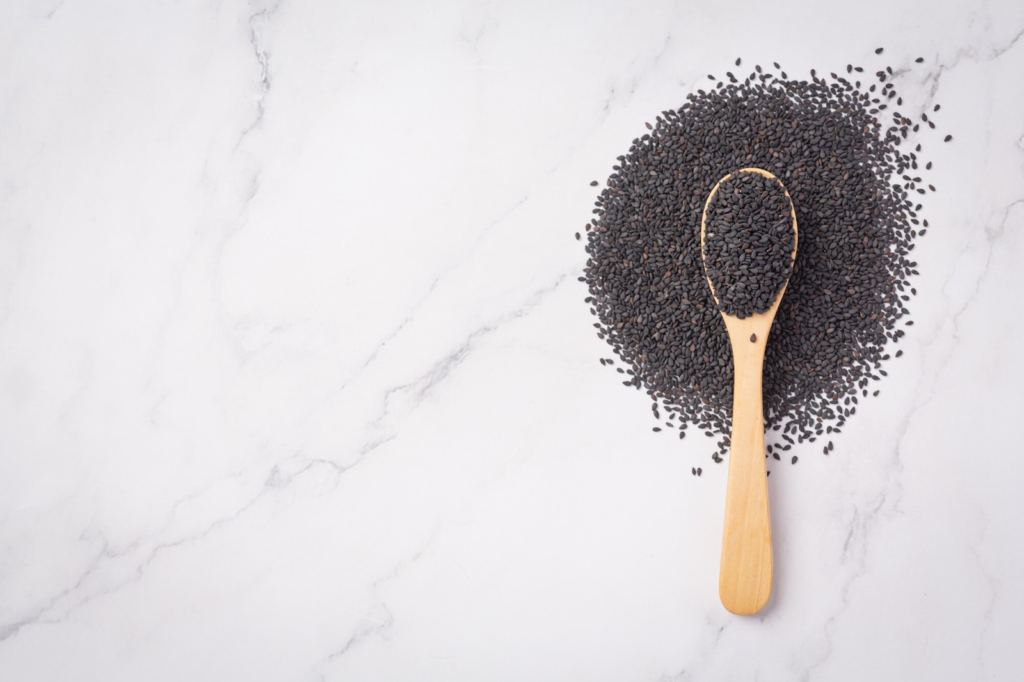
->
[916, 57, 924, 63]
[792, 456, 798, 464]
[590, 180, 598, 186]
[575, 232, 580, 240]
[750, 333, 757, 343]
[944, 134, 952, 141]
[875, 47, 884, 54]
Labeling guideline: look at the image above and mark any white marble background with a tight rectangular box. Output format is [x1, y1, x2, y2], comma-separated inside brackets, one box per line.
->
[1, 0, 1022, 679]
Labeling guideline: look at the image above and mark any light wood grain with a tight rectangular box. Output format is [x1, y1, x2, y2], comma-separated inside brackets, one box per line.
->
[700, 167, 798, 616]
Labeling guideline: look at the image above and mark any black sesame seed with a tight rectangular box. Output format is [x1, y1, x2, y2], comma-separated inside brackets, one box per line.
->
[580, 51, 935, 468]
[703, 171, 795, 318]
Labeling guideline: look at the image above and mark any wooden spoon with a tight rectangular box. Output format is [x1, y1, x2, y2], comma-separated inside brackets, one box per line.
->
[700, 167, 799, 615]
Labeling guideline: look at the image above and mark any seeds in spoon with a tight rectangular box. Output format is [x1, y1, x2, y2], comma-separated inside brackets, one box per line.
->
[703, 171, 795, 319]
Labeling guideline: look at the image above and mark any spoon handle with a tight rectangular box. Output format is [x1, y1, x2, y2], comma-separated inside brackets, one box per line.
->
[719, 337, 773, 615]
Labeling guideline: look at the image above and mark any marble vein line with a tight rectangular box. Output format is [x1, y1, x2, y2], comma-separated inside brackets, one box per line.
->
[0, 480, 270, 645]
[968, 512, 999, 663]
[44, 0, 64, 20]
[320, 528, 440, 668]
[797, 195, 1024, 681]
[235, 0, 283, 150]
[312, 269, 575, 476]
[921, 23, 1024, 101]
[0, 270, 571, 647]
[280, 194, 530, 440]
[600, 34, 674, 121]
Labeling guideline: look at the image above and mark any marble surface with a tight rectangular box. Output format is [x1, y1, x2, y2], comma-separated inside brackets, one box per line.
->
[1, 0, 1023, 679]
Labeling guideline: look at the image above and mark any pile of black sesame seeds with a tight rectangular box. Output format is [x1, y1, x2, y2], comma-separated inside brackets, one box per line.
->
[703, 170, 796, 318]
[580, 50, 947, 466]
